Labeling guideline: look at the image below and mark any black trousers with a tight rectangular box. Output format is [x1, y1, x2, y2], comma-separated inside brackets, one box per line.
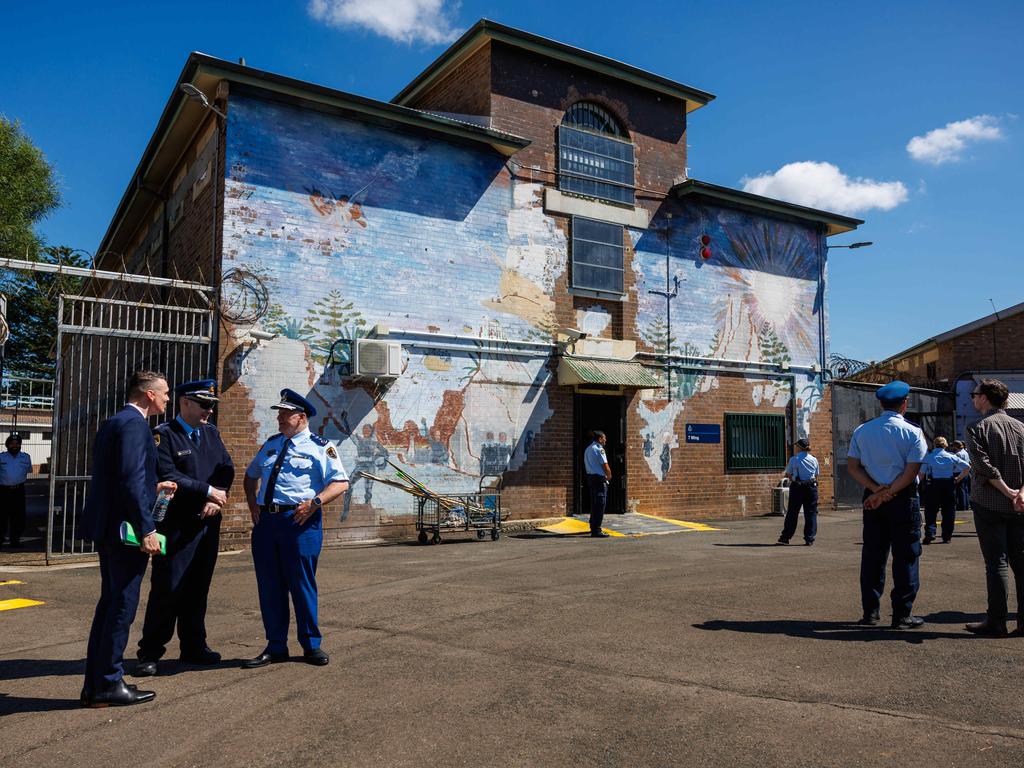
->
[138, 518, 220, 659]
[587, 475, 608, 533]
[972, 502, 1024, 623]
[923, 477, 956, 541]
[780, 483, 819, 543]
[0, 483, 26, 543]
[860, 489, 922, 619]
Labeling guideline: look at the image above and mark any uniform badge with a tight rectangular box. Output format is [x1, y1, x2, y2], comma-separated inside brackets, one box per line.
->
[326, 446, 338, 459]
[154, 434, 161, 446]
[267, 449, 277, 457]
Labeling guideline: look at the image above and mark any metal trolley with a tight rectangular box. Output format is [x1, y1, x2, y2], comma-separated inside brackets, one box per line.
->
[416, 476, 503, 545]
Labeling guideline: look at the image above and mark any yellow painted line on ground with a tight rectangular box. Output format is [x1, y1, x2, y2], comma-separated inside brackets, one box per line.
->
[0, 579, 26, 586]
[536, 518, 626, 536]
[635, 513, 724, 531]
[0, 598, 45, 611]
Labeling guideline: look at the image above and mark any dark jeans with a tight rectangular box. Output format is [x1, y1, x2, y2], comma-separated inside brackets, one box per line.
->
[780, 483, 818, 543]
[0, 483, 26, 543]
[587, 475, 607, 534]
[860, 489, 922, 619]
[972, 502, 1024, 623]
[955, 476, 971, 511]
[923, 477, 956, 541]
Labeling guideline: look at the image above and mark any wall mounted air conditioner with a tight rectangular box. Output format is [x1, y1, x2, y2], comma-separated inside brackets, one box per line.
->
[352, 339, 402, 379]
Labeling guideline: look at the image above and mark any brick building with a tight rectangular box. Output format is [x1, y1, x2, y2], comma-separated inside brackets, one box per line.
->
[92, 20, 861, 545]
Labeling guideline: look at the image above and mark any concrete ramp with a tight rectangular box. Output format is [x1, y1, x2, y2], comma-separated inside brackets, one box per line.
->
[536, 512, 723, 537]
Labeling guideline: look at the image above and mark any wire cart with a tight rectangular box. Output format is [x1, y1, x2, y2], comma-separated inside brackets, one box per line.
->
[416, 475, 503, 545]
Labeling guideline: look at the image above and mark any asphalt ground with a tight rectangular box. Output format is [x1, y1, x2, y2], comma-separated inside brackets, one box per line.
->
[1, 508, 1022, 768]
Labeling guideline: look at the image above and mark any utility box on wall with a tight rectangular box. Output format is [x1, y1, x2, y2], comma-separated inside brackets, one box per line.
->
[353, 339, 402, 379]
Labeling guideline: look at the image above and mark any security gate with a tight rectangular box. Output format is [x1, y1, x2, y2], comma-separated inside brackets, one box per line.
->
[47, 295, 213, 560]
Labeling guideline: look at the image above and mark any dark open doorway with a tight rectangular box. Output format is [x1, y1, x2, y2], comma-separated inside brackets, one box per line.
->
[574, 393, 626, 515]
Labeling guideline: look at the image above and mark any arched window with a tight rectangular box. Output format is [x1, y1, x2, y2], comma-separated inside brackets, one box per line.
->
[558, 102, 635, 205]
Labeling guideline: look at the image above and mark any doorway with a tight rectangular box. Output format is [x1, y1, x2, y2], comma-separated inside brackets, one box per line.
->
[575, 393, 626, 516]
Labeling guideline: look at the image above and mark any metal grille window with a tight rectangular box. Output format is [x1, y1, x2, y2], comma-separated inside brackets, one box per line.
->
[572, 216, 625, 295]
[725, 413, 787, 471]
[558, 102, 635, 205]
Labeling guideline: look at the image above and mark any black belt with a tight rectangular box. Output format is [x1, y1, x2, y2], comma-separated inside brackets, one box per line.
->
[261, 503, 298, 514]
[792, 480, 817, 487]
[0, 483, 25, 489]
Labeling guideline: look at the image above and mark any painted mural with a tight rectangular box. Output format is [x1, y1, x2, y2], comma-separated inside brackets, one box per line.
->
[222, 95, 561, 519]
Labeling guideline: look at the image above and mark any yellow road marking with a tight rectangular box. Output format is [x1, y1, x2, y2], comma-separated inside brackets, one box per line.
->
[0, 580, 26, 586]
[0, 598, 45, 611]
[536, 518, 626, 536]
[635, 513, 724, 531]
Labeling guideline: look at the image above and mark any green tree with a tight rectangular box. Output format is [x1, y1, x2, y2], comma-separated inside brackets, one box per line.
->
[1, 117, 60, 261]
[1, 246, 87, 377]
[303, 290, 368, 364]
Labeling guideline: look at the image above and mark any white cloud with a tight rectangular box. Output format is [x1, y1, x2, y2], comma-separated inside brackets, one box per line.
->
[906, 115, 1003, 165]
[308, 0, 461, 45]
[740, 161, 908, 216]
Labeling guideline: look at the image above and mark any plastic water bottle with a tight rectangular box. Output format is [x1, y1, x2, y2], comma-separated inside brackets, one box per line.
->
[152, 489, 171, 523]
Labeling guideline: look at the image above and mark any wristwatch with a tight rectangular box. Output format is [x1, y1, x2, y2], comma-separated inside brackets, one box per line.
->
[312, 495, 323, 508]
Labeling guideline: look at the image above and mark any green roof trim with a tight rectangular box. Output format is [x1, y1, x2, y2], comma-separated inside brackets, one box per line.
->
[559, 357, 662, 388]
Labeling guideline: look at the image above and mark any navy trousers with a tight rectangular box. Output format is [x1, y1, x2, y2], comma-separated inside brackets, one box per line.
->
[251, 509, 323, 654]
[955, 476, 971, 511]
[0, 484, 26, 543]
[84, 542, 150, 690]
[587, 475, 607, 534]
[860, 490, 922, 619]
[139, 518, 220, 659]
[780, 483, 818, 543]
[923, 477, 957, 541]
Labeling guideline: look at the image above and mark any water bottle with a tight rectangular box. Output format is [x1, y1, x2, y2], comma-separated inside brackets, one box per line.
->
[152, 489, 171, 523]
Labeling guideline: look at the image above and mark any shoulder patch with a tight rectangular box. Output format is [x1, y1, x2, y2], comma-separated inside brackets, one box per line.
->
[326, 445, 338, 459]
[310, 433, 330, 446]
[154, 433, 161, 447]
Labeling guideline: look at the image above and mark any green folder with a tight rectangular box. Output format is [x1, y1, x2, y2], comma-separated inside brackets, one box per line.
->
[119, 521, 167, 555]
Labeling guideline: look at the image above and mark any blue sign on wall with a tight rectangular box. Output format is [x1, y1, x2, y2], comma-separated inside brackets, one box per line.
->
[686, 423, 721, 444]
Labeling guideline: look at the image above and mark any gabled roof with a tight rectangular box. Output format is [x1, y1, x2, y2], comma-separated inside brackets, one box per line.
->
[392, 19, 716, 113]
[671, 179, 863, 236]
[95, 53, 530, 261]
[875, 300, 1024, 364]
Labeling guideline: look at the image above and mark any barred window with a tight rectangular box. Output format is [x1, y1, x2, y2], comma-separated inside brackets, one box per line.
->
[725, 413, 787, 471]
[558, 102, 635, 206]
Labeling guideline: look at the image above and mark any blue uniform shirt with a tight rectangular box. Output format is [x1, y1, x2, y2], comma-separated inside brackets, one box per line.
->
[246, 428, 348, 504]
[584, 441, 608, 476]
[786, 451, 819, 481]
[0, 450, 32, 485]
[955, 448, 970, 464]
[848, 411, 928, 485]
[921, 448, 970, 479]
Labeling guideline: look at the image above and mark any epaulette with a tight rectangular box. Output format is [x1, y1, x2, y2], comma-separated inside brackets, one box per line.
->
[267, 433, 282, 441]
[153, 422, 171, 433]
[310, 433, 330, 446]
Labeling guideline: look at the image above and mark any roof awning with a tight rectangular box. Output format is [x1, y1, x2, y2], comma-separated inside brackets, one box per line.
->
[558, 357, 662, 389]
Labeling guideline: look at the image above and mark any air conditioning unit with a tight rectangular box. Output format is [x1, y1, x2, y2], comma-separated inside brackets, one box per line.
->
[353, 339, 402, 379]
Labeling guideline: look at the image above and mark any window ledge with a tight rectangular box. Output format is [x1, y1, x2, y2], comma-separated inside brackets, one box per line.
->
[568, 286, 627, 302]
[545, 189, 649, 229]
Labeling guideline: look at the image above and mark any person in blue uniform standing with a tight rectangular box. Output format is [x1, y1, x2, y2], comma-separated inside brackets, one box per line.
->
[951, 440, 972, 511]
[134, 380, 235, 676]
[777, 438, 820, 546]
[847, 381, 929, 630]
[242, 388, 349, 668]
[918, 436, 969, 545]
[0, 434, 33, 548]
[583, 430, 611, 538]
[79, 370, 176, 707]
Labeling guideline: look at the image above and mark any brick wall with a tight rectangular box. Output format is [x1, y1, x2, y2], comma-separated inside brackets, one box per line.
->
[404, 42, 492, 118]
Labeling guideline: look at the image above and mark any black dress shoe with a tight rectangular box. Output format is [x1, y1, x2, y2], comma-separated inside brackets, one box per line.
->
[776, 538, 789, 545]
[804, 540, 814, 546]
[856, 611, 880, 626]
[133, 660, 158, 677]
[303, 648, 329, 666]
[922, 536, 934, 545]
[590, 531, 610, 538]
[242, 650, 289, 669]
[180, 647, 222, 665]
[965, 620, 1008, 637]
[83, 679, 155, 708]
[891, 616, 925, 630]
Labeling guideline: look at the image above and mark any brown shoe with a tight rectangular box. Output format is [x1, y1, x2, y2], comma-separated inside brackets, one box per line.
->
[965, 620, 1008, 637]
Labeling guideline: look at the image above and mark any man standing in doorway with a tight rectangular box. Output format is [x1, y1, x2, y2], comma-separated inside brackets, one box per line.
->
[777, 438, 819, 546]
[0, 434, 32, 548]
[584, 430, 611, 538]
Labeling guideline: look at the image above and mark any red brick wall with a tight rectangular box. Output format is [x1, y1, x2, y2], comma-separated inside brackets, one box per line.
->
[404, 42, 492, 117]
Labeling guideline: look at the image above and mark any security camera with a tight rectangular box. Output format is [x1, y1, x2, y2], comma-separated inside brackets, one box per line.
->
[249, 328, 278, 342]
[560, 327, 588, 341]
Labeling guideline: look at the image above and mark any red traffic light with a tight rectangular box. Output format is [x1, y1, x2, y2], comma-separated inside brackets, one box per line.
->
[700, 234, 711, 245]
[700, 234, 712, 259]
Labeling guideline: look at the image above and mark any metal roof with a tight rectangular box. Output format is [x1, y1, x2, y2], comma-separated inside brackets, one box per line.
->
[558, 357, 662, 388]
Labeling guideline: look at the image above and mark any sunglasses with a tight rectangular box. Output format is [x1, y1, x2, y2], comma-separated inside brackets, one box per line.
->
[970, 391, 983, 398]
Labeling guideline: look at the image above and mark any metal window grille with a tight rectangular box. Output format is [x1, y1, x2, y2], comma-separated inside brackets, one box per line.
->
[571, 216, 625, 295]
[558, 103, 635, 206]
[725, 413, 787, 471]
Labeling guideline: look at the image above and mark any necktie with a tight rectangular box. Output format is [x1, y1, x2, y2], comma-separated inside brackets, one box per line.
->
[191, 430, 200, 446]
[262, 439, 292, 505]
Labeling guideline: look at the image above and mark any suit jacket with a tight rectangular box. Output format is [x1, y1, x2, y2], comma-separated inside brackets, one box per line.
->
[153, 419, 235, 532]
[80, 405, 158, 545]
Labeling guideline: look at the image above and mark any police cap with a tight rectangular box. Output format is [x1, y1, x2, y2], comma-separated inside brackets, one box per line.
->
[175, 379, 219, 403]
[876, 380, 911, 402]
[795, 438, 810, 450]
[271, 388, 317, 418]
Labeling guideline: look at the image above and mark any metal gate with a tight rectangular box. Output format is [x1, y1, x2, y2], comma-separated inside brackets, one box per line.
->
[47, 295, 213, 560]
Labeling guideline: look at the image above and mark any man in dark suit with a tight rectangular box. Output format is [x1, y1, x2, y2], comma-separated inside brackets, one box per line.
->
[135, 379, 234, 676]
[80, 370, 175, 708]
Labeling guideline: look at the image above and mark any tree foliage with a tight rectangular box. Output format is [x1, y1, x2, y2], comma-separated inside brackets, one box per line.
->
[0, 117, 60, 261]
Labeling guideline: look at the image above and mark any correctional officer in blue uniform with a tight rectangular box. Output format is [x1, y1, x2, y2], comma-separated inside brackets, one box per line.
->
[80, 370, 176, 707]
[919, 436, 969, 545]
[242, 388, 349, 667]
[847, 381, 929, 629]
[583, 430, 611, 538]
[135, 380, 235, 676]
[951, 440, 972, 511]
[777, 438, 820, 545]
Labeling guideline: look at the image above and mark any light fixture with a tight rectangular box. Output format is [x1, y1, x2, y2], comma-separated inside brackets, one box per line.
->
[179, 83, 226, 119]
[826, 241, 873, 249]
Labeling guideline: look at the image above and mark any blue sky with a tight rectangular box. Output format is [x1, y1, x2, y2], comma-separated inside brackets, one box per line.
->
[3, 0, 1021, 361]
